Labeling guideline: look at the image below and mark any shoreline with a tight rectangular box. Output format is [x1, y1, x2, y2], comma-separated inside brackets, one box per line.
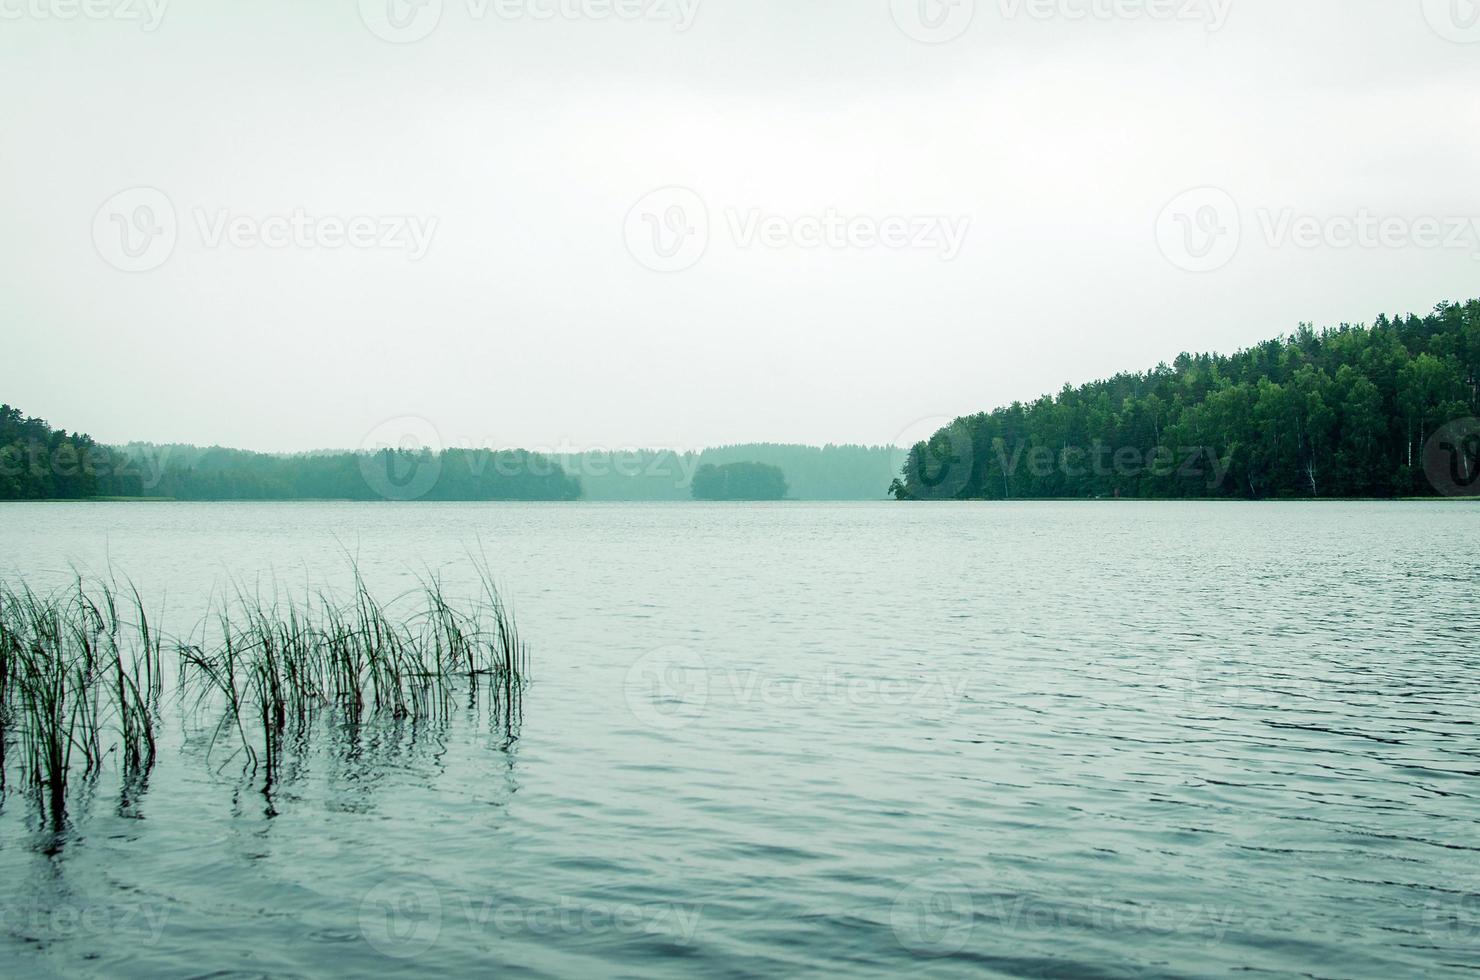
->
[2, 496, 1475, 505]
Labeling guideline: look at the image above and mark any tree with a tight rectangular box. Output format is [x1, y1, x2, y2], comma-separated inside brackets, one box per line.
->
[691, 462, 788, 501]
[893, 298, 1480, 500]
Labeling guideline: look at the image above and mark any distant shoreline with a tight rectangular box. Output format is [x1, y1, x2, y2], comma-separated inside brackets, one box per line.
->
[3, 496, 1473, 505]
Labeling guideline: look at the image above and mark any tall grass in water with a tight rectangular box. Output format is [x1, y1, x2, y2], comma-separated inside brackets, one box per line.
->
[180, 559, 528, 782]
[0, 559, 528, 814]
[0, 578, 161, 827]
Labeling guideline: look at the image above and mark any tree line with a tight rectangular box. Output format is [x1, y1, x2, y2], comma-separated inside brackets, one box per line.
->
[0, 405, 136, 500]
[9, 298, 1477, 502]
[893, 299, 1480, 500]
[119, 445, 582, 501]
[565, 444, 893, 501]
[691, 462, 789, 500]
[0, 423, 580, 501]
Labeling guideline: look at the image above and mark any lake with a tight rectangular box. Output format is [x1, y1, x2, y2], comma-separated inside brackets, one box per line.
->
[0, 501, 1477, 978]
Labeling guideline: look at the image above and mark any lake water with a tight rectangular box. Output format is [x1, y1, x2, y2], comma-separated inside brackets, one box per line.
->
[1, 501, 1477, 978]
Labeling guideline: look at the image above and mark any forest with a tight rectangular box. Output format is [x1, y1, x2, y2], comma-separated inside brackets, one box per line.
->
[691, 462, 789, 501]
[0, 421, 874, 502]
[118, 445, 582, 501]
[0, 425, 579, 501]
[892, 300, 1480, 500]
[6, 299, 1478, 502]
[565, 444, 894, 501]
[0, 405, 137, 500]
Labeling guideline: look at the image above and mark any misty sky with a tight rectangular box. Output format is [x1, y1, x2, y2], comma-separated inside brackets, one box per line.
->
[2, 0, 1479, 454]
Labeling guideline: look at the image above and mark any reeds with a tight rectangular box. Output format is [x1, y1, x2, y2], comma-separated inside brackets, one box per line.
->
[1, 558, 528, 818]
[179, 558, 527, 781]
[0, 577, 161, 826]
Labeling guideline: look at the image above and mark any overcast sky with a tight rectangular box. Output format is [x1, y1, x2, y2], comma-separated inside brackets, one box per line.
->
[3, 0, 1478, 454]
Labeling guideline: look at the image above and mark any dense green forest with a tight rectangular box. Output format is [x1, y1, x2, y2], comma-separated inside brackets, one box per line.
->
[2, 417, 877, 502]
[893, 300, 1480, 500]
[691, 462, 789, 501]
[560, 444, 894, 501]
[0, 405, 139, 499]
[8, 299, 1477, 503]
[0, 421, 579, 501]
[116, 444, 581, 501]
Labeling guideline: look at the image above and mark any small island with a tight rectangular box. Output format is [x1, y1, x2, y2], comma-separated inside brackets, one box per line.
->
[690, 462, 789, 501]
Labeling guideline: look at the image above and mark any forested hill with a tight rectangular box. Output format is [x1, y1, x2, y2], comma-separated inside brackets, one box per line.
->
[893, 300, 1480, 501]
[0, 405, 137, 499]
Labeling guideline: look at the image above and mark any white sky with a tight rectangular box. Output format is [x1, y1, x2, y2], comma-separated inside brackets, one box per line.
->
[2, 0, 1479, 453]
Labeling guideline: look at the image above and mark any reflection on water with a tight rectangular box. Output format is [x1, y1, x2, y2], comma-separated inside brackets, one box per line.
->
[1, 500, 1478, 978]
[2, 687, 528, 978]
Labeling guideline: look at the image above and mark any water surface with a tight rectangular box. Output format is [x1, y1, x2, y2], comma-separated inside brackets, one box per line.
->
[0, 501, 1477, 977]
